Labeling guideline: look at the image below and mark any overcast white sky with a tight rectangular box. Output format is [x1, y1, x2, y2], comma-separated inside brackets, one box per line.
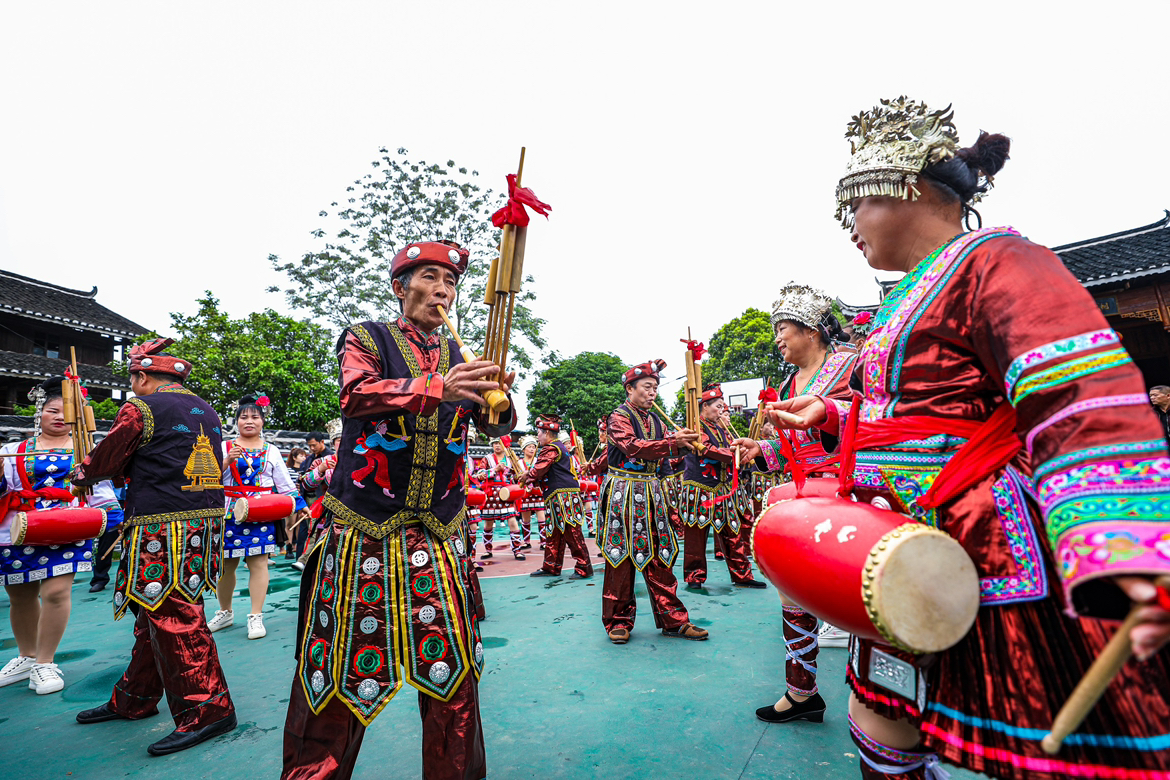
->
[2, 2, 1168, 418]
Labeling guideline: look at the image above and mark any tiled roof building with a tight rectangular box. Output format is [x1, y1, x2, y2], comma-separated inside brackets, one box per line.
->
[0, 270, 148, 412]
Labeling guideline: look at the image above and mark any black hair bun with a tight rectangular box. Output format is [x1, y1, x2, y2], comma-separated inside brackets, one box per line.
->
[957, 131, 1011, 178]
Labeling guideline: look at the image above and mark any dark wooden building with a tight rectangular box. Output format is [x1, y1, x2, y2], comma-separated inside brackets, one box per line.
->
[0, 270, 147, 412]
[1053, 211, 1170, 386]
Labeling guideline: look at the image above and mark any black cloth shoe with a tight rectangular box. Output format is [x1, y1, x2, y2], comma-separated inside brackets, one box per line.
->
[521, 543, 532, 550]
[147, 713, 238, 756]
[76, 703, 129, 724]
[480, 552, 493, 560]
[685, 582, 704, 591]
[755, 692, 826, 724]
[513, 553, 526, 561]
[734, 579, 768, 589]
[88, 581, 107, 593]
[530, 569, 558, 577]
[568, 571, 592, 580]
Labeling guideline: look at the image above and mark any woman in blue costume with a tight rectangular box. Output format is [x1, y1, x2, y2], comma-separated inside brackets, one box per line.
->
[208, 393, 306, 639]
[0, 376, 120, 694]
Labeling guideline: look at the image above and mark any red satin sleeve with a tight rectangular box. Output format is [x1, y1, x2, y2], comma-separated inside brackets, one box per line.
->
[584, 452, 609, 478]
[607, 410, 678, 460]
[338, 331, 445, 419]
[700, 424, 733, 463]
[522, 444, 559, 485]
[73, 402, 144, 485]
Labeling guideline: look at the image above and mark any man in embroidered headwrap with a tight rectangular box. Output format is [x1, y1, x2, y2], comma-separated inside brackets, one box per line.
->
[738, 97, 1170, 779]
[72, 338, 237, 756]
[678, 384, 764, 590]
[281, 240, 514, 780]
[599, 359, 707, 644]
[523, 414, 593, 579]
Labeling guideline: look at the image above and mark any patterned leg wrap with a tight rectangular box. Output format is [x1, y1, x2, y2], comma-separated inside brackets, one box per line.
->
[509, 529, 522, 556]
[783, 604, 819, 696]
[521, 517, 532, 544]
[482, 520, 494, 552]
[849, 715, 943, 780]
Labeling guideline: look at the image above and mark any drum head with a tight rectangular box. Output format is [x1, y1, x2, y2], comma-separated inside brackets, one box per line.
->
[870, 527, 980, 654]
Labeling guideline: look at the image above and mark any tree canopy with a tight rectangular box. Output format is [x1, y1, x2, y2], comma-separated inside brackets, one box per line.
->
[525, 351, 628, 454]
[267, 148, 550, 381]
[127, 293, 340, 431]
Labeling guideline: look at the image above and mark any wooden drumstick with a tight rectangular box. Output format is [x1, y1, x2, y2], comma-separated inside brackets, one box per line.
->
[100, 529, 123, 561]
[773, 409, 805, 427]
[1042, 575, 1170, 754]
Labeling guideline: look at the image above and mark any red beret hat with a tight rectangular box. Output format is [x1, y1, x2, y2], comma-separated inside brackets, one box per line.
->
[700, 384, 723, 406]
[535, 414, 562, 432]
[129, 338, 192, 380]
[623, 359, 667, 387]
[390, 240, 470, 279]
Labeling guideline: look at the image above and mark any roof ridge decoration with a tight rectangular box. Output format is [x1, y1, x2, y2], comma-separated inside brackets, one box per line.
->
[835, 96, 961, 227]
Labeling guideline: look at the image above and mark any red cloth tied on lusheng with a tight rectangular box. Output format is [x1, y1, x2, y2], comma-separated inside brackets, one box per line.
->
[681, 339, 706, 362]
[490, 174, 552, 228]
[0, 487, 76, 514]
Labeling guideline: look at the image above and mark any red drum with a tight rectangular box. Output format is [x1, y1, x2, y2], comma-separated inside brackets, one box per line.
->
[233, 493, 296, 523]
[578, 480, 599, 493]
[765, 480, 841, 503]
[496, 485, 527, 502]
[752, 493, 979, 654]
[466, 489, 487, 508]
[13, 507, 108, 546]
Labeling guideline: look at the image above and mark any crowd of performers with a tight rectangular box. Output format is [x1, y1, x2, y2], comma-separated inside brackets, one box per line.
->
[0, 95, 1168, 780]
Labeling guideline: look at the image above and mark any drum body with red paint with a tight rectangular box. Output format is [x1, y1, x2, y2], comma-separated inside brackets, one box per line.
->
[13, 507, 108, 546]
[233, 493, 296, 523]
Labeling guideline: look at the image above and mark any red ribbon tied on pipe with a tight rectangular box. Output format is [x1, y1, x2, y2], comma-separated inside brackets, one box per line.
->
[758, 386, 778, 404]
[681, 340, 706, 362]
[490, 174, 552, 228]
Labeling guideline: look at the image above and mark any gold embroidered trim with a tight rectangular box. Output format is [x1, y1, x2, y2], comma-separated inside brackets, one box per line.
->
[124, 507, 224, 527]
[322, 493, 467, 539]
[157, 385, 196, 396]
[350, 324, 379, 358]
[129, 398, 155, 443]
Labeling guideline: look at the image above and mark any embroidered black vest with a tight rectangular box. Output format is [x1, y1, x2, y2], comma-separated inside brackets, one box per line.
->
[324, 321, 476, 539]
[124, 385, 225, 524]
[683, 420, 732, 487]
[606, 403, 669, 476]
[541, 441, 578, 493]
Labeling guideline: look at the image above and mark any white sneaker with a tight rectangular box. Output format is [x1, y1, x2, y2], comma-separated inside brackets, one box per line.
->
[291, 560, 305, 572]
[28, 662, 64, 694]
[208, 609, 234, 633]
[247, 613, 266, 639]
[0, 655, 35, 687]
[818, 622, 850, 648]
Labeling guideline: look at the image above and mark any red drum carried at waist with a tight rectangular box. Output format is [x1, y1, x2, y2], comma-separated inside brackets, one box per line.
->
[466, 489, 487, 508]
[765, 479, 841, 504]
[578, 480, 599, 493]
[13, 507, 108, 546]
[233, 493, 296, 523]
[497, 485, 527, 502]
[752, 495, 979, 654]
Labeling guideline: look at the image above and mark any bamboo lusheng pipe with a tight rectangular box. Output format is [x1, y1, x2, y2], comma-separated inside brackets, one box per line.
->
[436, 305, 478, 364]
[1042, 575, 1170, 754]
[649, 401, 703, 454]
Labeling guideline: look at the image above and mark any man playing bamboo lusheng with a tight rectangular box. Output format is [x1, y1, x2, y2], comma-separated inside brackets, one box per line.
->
[281, 240, 515, 780]
[72, 338, 238, 756]
[679, 384, 765, 590]
[599, 359, 708, 644]
[524, 414, 593, 579]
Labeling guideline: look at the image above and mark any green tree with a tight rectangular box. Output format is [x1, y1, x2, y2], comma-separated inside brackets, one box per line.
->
[526, 352, 629, 454]
[267, 148, 551, 380]
[124, 293, 340, 431]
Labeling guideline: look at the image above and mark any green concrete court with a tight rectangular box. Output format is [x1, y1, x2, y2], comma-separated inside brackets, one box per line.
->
[0, 549, 987, 779]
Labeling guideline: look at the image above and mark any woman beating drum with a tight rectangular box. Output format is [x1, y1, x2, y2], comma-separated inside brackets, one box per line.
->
[738, 98, 1170, 779]
[0, 377, 120, 694]
[751, 284, 858, 725]
[518, 435, 547, 549]
[208, 393, 306, 639]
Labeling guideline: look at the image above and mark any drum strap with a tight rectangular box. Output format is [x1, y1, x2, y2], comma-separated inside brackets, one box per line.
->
[2, 440, 76, 512]
[225, 445, 273, 498]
